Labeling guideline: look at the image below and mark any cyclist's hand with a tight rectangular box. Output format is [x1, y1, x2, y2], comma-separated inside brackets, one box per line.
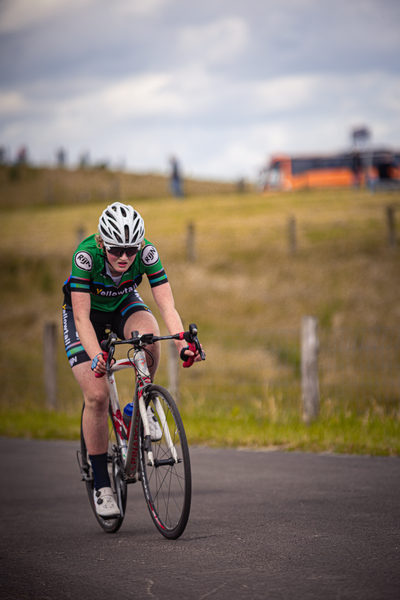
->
[91, 352, 107, 377]
[179, 344, 204, 368]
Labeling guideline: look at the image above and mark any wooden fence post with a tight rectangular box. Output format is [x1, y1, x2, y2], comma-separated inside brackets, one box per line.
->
[301, 316, 319, 423]
[386, 205, 396, 247]
[187, 222, 196, 262]
[43, 322, 57, 410]
[288, 216, 297, 255]
[168, 340, 180, 403]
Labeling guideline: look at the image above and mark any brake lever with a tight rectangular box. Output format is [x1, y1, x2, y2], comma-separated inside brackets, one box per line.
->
[194, 336, 206, 361]
[100, 334, 117, 372]
[188, 323, 206, 361]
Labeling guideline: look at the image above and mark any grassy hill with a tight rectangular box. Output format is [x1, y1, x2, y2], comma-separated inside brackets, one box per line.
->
[0, 164, 243, 208]
[0, 182, 399, 453]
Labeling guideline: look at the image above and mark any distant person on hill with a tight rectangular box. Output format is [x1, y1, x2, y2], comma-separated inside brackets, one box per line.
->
[369, 152, 400, 192]
[62, 202, 202, 519]
[377, 153, 395, 181]
[16, 146, 27, 165]
[351, 150, 363, 187]
[56, 148, 66, 168]
[169, 156, 184, 198]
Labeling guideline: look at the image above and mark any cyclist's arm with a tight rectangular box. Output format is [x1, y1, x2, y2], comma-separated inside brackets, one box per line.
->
[151, 283, 201, 362]
[71, 291, 106, 374]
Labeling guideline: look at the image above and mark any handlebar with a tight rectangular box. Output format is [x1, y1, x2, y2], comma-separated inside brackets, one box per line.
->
[97, 323, 205, 375]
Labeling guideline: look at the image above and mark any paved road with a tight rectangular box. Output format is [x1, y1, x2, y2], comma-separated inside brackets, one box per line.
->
[0, 437, 399, 600]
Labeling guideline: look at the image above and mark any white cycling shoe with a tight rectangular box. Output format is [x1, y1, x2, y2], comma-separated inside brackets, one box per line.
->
[147, 406, 163, 442]
[93, 487, 121, 519]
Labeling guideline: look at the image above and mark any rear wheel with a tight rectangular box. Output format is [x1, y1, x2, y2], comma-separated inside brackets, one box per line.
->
[139, 385, 192, 539]
[80, 404, 127, 533]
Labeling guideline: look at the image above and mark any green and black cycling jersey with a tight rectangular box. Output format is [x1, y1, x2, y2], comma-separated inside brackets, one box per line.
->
[63, 234, 168, 312]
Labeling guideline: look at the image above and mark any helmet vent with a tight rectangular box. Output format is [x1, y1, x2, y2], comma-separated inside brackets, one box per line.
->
[105, 210, 117, 222]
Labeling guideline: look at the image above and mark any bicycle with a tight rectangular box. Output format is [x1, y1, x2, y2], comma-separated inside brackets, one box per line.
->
[77, 323, 205, 540]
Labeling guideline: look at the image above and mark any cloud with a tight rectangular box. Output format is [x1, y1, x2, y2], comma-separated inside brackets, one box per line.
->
[0, 0, 97, 33]
[50, 73, 191, 134]
[3, 65, 398, 178]
[0, 91, 27, 115]
[178, 17, 248, 66]
[0, 0, 399, 179]
[115, 0, 168, 17]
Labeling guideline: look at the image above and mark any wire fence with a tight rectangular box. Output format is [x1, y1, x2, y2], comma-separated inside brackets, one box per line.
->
[263, 326, 400, 411]
[320, 327, 400, 409]
[3, 323, 399, 415]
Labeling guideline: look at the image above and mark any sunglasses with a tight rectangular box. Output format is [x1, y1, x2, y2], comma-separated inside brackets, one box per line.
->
[106, 246, 140, 258]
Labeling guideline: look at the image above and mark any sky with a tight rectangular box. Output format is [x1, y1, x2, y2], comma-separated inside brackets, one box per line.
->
[0, 0, 400, 181]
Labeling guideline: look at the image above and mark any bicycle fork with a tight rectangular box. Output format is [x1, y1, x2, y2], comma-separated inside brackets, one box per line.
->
[152, 396, 178, 463]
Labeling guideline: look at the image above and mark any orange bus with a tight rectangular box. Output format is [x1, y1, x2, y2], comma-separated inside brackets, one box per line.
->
[261, 149, 400, 191]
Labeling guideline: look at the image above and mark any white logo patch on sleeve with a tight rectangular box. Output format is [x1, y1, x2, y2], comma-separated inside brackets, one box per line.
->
[141, 245, 159, 266]
[74, 251, 93, 272]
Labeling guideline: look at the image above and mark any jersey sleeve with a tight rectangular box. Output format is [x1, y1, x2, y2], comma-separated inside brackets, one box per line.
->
[68, 247, 94, 293]
[140, 243, 168, 288]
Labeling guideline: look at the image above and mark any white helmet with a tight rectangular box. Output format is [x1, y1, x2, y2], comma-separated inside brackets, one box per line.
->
[98, 202, 145, 247]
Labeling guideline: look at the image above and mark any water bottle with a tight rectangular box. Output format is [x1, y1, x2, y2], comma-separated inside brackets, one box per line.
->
[123, 402, 133, 436]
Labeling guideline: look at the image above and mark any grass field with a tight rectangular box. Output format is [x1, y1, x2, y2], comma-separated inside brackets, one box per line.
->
[0, 175, 399, 454]
[0, 164, 240, 208]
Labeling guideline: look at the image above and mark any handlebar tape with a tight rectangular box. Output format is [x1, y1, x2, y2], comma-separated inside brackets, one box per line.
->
[100, 339, 110, 352]
[182, 342, 196, 368]
[179, 331, 196, 344]
[94, 351, 109, 378]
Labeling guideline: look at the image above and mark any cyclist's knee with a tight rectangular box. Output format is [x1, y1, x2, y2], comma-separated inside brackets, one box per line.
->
[84, 390, 109, 412]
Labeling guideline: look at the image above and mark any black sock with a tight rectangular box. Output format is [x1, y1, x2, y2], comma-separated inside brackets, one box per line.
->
[89, 453, 111, 490]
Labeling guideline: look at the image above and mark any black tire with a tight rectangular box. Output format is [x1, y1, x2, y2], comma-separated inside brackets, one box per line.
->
[139, 385, 192, 539]
[80, 404, 127, 534]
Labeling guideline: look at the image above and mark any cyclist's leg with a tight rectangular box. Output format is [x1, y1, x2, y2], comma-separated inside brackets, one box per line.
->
[73, 361, 110, 455]
[63, 303, 110, 456]
[62, 303, 120, 517]
[74, 363, 121, 519]
[80, 405, 126, 533]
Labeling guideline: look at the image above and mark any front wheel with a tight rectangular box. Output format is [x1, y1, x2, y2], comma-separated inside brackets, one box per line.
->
[80, 404, 127, 534]
[139, 385, 192, 539]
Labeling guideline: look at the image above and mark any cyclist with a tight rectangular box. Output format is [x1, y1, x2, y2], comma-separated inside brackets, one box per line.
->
[62, 202, 202, 519]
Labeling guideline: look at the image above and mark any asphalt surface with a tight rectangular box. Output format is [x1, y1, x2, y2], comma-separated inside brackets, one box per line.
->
[0, 437, 399, 600]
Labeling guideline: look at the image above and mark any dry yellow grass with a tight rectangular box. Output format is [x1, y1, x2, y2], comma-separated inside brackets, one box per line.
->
[0, 182, 399, 437]
[0, 164, 240, 208]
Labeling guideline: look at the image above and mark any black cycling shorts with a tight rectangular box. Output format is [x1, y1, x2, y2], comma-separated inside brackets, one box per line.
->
[62, 291, 152, 368]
